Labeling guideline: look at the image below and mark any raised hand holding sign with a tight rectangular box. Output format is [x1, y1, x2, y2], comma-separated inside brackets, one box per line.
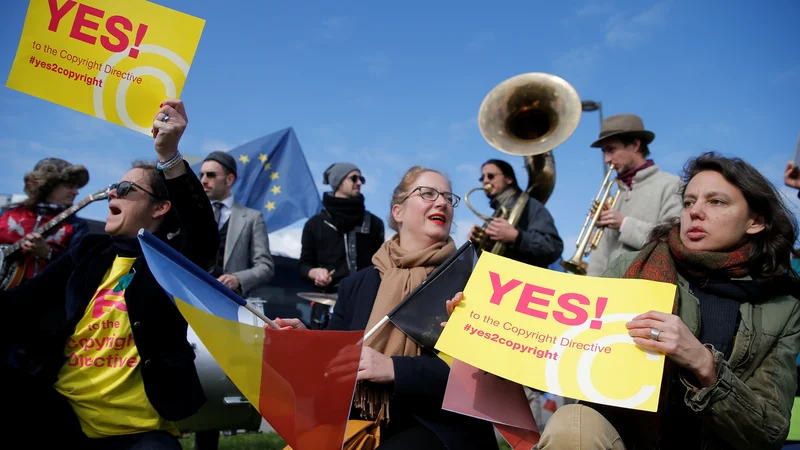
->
[6, 0, 205, 135]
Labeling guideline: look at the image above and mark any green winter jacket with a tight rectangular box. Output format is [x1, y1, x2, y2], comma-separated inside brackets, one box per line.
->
[603, 251, 800, 450]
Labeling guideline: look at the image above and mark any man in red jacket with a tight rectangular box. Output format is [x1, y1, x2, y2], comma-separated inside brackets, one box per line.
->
[0, 158, 89, 288]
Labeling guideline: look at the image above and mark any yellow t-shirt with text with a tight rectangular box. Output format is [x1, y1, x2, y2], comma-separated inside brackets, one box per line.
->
[54, 256, 179, 438]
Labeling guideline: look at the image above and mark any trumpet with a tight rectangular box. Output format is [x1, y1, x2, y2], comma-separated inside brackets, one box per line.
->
[560, 165, 622, 275]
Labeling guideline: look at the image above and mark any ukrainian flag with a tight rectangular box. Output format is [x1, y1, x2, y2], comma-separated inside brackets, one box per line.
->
[138, 230, 363, 450]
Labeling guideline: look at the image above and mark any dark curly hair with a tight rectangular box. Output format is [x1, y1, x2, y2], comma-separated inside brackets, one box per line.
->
[22, 158, 89, 208]
[650, 152, 799, 277]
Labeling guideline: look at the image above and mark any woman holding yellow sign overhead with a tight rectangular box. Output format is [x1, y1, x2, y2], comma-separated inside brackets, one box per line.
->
[532, 152, 800, 450]
[275, 166, 498, 450]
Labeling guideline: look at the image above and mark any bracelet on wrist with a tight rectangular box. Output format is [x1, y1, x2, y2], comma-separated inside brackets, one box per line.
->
[156, 151, 183, 171]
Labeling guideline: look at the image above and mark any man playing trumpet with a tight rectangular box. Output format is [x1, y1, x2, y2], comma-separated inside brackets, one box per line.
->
[586, 114, 682, 276]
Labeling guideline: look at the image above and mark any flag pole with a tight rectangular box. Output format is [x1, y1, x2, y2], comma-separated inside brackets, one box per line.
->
[245, 301, 280, 329]
[362, 315, 389, 342]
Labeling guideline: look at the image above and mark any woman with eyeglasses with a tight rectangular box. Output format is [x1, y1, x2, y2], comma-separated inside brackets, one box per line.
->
[0, 99, 219, 448]
[275, 166, 499, 450]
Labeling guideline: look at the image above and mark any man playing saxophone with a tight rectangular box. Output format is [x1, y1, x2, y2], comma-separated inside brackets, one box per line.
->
[586, 114, 682, 276]
[467, 159, 563, 268]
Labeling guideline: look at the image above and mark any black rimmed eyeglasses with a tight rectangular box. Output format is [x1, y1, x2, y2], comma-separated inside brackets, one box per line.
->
[402, 186, 460, 207]
[110, 181, 162, 201]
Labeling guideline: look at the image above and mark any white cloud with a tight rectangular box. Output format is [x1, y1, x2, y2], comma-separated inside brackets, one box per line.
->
[631, 1, 671, 27]
[604, 15, 639, 49]
[201, 138, 233, 154]
[605, 1, 671, 49]
[552, 45, 603, 81]
[575, 2, 615, 17]
[268, 226, 304, 258]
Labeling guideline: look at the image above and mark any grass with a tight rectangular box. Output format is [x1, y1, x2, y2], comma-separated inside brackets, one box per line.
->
[179, 433, 286, 450]
[178, 432, 513, 449]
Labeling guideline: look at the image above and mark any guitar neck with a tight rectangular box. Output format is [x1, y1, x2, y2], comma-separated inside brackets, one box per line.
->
[3, 198, 94, 257]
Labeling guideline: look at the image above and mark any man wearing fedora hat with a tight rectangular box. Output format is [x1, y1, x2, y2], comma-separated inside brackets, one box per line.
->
[0, 158, 90, 287]
[586, 114, 682, 277]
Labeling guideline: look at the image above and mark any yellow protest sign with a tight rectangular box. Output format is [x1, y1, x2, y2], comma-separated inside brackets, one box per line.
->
[6, 0, 205, 135]
[435, 252, 676, 412]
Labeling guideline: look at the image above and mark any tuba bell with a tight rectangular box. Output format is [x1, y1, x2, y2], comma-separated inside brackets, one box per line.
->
[465, 72, 582, 256]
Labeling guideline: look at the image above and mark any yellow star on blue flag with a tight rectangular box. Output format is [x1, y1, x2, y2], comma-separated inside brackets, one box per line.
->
[192, 128, 321, 232]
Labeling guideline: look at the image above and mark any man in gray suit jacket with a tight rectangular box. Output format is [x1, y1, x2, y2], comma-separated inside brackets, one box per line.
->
[200, 151, 275, 299]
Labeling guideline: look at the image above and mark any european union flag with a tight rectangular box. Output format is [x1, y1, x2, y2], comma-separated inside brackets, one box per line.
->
[192, 127, 321, 233]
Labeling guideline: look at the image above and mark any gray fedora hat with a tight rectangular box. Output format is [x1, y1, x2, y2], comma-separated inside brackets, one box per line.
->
[590, 114, 655, 148]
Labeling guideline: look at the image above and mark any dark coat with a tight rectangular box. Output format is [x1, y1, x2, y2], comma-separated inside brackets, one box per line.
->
[488, 192, 563, 268]
[0, 163, 218, 436]
[329, 267, 499, 450]
[298, 210, 385, 293]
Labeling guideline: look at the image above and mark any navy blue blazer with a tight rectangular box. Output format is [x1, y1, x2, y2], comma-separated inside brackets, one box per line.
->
[329, 267, 499, 450]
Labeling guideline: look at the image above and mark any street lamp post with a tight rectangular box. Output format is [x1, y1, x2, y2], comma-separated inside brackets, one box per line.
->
[581, 100, 606, 174]
[581, 100, 603, 128]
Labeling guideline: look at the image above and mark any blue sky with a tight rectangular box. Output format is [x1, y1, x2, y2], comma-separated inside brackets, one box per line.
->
[1, 0, 798, 260]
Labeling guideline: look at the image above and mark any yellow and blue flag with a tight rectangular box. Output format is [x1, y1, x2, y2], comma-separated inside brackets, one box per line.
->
[138, 230, 362, 449]
[192, 127, 321, 233]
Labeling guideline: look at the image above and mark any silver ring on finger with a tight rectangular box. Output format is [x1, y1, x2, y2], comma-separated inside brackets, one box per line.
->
[650, 328, 662, 341]
[161, 114, 170, 122]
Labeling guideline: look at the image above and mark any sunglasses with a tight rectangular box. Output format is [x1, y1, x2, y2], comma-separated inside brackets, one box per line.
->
[348, 174, 366, 184]
[402, 186, 460, 207]
[479, 172, 501, 182]
[110, 181, 161, 201]
[200, 171, 219, 179]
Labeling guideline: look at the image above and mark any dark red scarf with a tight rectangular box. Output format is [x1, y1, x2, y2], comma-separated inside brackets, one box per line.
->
[591, 227, 753, 449]
[617, 159, 655, 188]
[625, 227, 752, 284]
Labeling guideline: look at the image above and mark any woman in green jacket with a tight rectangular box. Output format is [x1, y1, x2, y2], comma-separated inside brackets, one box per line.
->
[534, 152, 800, 449]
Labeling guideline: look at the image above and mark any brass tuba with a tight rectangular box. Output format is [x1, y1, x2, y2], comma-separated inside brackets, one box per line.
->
[560, 166, 622, 275]
[465, 72, 582, 256]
